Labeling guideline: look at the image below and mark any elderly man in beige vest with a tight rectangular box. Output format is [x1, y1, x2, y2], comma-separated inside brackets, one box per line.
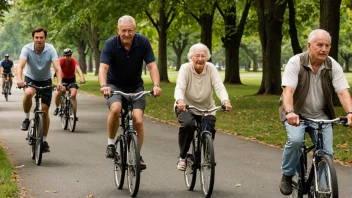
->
[279, 29, 352, 195]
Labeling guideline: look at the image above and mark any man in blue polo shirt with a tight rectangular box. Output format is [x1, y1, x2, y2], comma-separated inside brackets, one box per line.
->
[99, 15, 162, 170]
[16, 27, 63, 153]
[0, 54, 14, 94]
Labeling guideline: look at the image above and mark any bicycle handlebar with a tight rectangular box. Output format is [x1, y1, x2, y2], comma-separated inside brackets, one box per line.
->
[18, 82, 56, 91]
[299, 114, 348, 126]
[109, 90, 154, 100]
[186, 105, 226, 114]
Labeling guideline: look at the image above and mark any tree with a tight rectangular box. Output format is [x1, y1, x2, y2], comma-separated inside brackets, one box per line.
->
[0, 0, 11, 23]
[256, 0, 288, 95]
[145, 0, 178, 82]
[217, 0, 252, 84]
[320, 0, 341, 61]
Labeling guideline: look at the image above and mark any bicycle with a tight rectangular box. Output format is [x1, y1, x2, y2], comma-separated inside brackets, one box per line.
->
[183, 105, 226, 198]
[59, 82, 83, 132]
[290, 114, 347, 198]
[112, 90, 154, 197]
[2, 73, 13, 101]
[21, 82, 56, 166]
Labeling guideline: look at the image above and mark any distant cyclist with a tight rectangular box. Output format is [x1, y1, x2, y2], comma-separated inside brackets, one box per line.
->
[0, 54, 14, 95]
[53, 48, 85, 117]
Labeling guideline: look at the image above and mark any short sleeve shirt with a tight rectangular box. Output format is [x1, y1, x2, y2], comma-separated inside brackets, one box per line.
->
[20, 42, 58, 81]
[59, 57, 79, 78]
[282, 54, 349, 119]
[100, 33, 155, 91]
[0, 59, 14, 73]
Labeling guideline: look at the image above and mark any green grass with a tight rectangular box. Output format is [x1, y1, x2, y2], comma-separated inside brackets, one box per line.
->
[80, 70, 352, 165]
[0, 141, 18, 198]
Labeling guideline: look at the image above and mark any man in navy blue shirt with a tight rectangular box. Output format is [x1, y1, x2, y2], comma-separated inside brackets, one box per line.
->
[0, 54, 14, 95]
[99, 15, 162, 170]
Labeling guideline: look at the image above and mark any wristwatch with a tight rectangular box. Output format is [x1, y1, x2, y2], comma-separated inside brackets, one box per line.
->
[154, 84, 160, 87]
[100, 84, 106, 88]
[285, 109, 295, 115]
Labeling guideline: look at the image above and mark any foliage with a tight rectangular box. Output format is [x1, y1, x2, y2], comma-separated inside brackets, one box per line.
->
[0, 141, 18, 198]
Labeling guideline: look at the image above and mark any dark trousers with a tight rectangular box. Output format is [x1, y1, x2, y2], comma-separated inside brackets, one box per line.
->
[177, 111, 216, 159]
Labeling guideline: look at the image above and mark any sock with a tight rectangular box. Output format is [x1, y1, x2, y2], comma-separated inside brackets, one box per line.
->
[108, 138, 115, 145]
[43, 136, 47, 141]
[25, 113, 30, 119]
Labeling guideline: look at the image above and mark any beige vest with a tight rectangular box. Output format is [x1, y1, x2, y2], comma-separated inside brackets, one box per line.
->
[279, 51, 334, 120]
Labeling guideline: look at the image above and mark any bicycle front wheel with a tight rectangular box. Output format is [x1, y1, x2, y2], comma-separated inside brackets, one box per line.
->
[68, 99, 76, 132]
[200, 133, 215, 198]
[60, 97, 68, 130]
[127, 133, 140, 197]
[311, 154, 338, 198]
[35, 114, 44, 165]
[114, 136, 126, 189]
[184, 134, 197, 191]
[4, 84, 8, 101]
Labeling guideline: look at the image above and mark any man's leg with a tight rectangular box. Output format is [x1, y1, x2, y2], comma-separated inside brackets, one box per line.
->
[21, 88, 35, 130]
[105, 102, 122, 158]
[280, 121, 306, 195]
[133, 110, 144, 151]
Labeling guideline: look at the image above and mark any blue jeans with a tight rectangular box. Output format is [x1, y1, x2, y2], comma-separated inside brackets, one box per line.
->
[281, 120, 333, 176]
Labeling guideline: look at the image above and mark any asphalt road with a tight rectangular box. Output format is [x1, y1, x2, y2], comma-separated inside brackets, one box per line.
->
[0, 86, 352, 198]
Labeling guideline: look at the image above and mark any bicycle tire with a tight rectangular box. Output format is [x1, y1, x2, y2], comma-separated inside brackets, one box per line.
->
[68, 99, 76, 132]
[290, 151, 307, 198]
[312, 154, 338, 198]
[127, 133, 140, 197]
[114, 136, 126, 189]
[200, 133, 215, 198]
[4, 84, 8, 101]
[60, 98, 68, 130]
[35, 114, 44, 165]
[184, 133, 197, 191]
[28, 119, 35, 160]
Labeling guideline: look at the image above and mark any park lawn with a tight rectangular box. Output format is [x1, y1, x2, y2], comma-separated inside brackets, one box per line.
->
[0, 141, 18, 198]
[80, 70, 352, 165]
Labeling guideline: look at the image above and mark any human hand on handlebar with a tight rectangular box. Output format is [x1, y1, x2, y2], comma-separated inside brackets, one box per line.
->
[223, 101, 232, 111]
[101, 86, 111, 97]
[176, 100, 186, 112]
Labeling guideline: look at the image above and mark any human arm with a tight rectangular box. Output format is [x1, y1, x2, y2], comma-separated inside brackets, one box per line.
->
[146, 61, 162, 97]
[282, 86, 300, 126]
[75, 65, 85, 83]
[16, 58, 27, 87]
[210, 64, 232, 111]
[174, 64, 187, 111]
[98, 63, 111, 96]
[52, 60, 62, 90]
[337, 89, 352, 126]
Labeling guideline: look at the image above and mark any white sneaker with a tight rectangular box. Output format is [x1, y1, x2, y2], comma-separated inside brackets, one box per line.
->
[177, 158, 186, 171]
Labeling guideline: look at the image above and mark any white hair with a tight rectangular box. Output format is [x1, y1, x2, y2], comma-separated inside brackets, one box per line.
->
[308, 29, 331, 43]
[187, 43, 211, 61]
[118, 15, 136, 28]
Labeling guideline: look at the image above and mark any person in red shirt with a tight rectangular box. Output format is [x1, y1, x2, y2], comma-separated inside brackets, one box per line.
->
[53, 48, 85, 116]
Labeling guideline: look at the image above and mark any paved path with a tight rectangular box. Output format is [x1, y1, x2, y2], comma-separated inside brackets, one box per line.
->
[0, 87, 351, 198]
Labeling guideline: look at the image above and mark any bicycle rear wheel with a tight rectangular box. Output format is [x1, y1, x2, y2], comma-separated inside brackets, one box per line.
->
[35, 114, 44, 165]
[28, 119, 35, 160]
[68, 99, 76, 132]
[311, 154, 338, 198]
[114, 136, 126, 189]
[184, 133, 197, 191]
[60, 99, 68, 130]
[127, 133, 140, 197]
[200, 133, 215, 198]
[290, 152, 307, 198]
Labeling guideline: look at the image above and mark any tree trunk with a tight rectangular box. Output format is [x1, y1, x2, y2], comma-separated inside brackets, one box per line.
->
[85, 20, 100, 76]
[77, 39, 87, 74]
[256, 0, 287, 95]
[88, 50, 93, 73]
[199, 14, 214, 58]
[320, 0, 341, 61]
[157, 0, 170, 82]
[288, 0, 302, 55]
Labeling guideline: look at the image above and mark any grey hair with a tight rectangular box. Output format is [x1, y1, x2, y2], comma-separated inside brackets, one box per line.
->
[307, 29, 331, 43]
[118, 15, 136, 28]
[187, 43, 211, 61]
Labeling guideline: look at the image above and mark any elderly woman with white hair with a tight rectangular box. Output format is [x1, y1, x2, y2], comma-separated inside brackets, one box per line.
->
[174, 43, 232, 171]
